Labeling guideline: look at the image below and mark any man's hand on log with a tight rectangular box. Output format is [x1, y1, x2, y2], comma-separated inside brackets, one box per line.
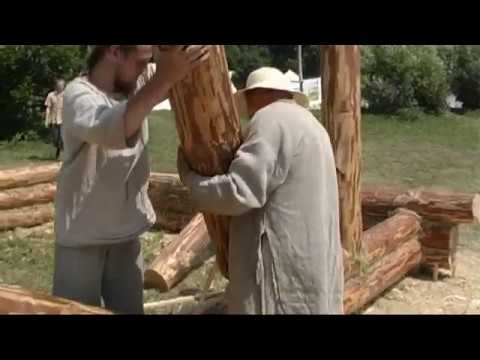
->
[153, 45, 211, 86]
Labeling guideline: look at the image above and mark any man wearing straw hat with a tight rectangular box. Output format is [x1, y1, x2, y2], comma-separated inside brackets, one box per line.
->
[178, 67, 344, 315]
[53, 45, 209, 314]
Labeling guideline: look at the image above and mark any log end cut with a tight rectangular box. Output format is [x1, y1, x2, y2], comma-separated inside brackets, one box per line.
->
[143, 270, 169, 293]
[472, 194, 480, 224]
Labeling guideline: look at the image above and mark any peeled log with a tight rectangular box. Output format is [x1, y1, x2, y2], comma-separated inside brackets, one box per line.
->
[0, 164, 60, 191]
[0, 183, 56, 210]
[0, 204, 54, 231]
[165, 45, 243, 277]
[144, 214, 214, 292]
[362, 186, 480, 225]
[345, 209, 422, 280]
[321, 45, 363, 255]
[0, 285, 111, 315]
[343, 238, 422, 314]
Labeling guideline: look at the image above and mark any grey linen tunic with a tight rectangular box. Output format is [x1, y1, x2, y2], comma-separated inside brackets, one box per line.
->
[55, 65, 157, 248]
[180, 100, 344, 315]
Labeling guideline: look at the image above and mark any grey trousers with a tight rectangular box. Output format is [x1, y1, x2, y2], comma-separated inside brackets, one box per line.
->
[52, 239, 144, 315]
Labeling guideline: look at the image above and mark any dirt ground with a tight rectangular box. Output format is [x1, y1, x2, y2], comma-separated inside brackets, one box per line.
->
[364, 246, 480, 315]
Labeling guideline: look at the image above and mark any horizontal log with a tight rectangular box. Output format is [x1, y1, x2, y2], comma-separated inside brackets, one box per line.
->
[345, 209, 422, 280]
[343, 237, 422, 314]
[0, 183, 56, 210]
[362, 186, 480, 225]
[147, 175, 480, 230]
[0, 204, 54, 232]
[144, 214, 214, 292]
[0, 285, 111, 315]
[0, 164, 60, 191]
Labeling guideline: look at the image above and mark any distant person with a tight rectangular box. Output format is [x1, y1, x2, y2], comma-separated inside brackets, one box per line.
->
[44, 79, 66, 160]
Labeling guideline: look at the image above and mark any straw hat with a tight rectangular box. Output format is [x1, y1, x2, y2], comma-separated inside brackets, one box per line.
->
[234, 67, 309, 117]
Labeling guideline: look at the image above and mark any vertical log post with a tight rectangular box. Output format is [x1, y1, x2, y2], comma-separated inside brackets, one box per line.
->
[320, 45, 363, 256]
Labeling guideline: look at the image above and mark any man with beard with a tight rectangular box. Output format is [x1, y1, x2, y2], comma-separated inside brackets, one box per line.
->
[53, 45, 209, 314]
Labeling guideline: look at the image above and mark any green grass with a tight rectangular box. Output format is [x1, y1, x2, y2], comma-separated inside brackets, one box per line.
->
[0, 110, 479, 304]
[362, 112, 480, 192]
[148, 111, 181, 173]
[0, 140, 56, 170]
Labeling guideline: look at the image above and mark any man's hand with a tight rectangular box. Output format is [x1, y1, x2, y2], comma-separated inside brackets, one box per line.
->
[153, 45, 211, 87]
[177, 147, 194, 187]
[124, 46, 210, 143]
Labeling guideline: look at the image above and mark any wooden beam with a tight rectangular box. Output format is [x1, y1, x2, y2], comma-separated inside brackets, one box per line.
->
[362, 186, 480, 225]
[320, 45, 363, 255]
[0, 285, 112, 315]
[144, 214, 214, 292]
[0, 183, 56, 210]
[0, 204, 54, 231]
[0, 164, 60, 191]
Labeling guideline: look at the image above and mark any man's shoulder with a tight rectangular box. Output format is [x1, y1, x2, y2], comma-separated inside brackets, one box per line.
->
[64, 77, 99, 102]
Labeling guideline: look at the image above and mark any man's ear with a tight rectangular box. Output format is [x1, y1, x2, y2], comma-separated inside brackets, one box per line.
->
[105, 46, 121, 62]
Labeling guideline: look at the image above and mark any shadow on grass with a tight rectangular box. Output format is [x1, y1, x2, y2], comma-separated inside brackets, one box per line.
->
[27, 155, 55, 162]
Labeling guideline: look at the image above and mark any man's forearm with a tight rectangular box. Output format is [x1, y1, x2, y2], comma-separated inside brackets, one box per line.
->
[124, 78, 172, 139]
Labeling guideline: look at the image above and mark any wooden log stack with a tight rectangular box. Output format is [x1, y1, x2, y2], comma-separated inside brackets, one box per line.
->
[0, 164, 59, 231]
[0, 168, 478, 313]
[362, 185, 480, 278]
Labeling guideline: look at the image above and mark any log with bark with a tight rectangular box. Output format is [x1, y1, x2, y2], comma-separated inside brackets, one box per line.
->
[0, 285, 111, 315]
[0, 183, 56, 210]
[144, 214, 215, 292]
[362, 186, 480, 225]
[159, 45, 243, 278]
[0, 164, 60, 191]
[321, 45, 363, 255]
[344, 237, 422, 314]
[0, 204, 54, 231]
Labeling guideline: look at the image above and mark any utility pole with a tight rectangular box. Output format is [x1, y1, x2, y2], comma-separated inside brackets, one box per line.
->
[298, 45, 304, 92]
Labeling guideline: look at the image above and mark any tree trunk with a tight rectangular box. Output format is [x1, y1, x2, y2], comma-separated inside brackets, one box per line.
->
[144, 214, 214, 292]
[362, 186, 480, 225]
[345, 209, 422, 280]
[0, 204, 54, 231]
[343, 237, 422, 314]
[0, 183, 56, 210]
[0, 164, 60, 191]
[148, 173, 196, 232]
[163, 45, 243, 278]
[0, 285, 111, 315]
[321, 45, 363, 255]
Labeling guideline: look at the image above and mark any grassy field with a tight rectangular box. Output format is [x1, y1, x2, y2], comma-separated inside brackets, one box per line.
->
[0, 110, 479, 305]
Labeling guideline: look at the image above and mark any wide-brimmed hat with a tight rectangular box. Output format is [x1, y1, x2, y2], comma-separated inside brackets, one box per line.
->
[234, 67, 310, 117]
